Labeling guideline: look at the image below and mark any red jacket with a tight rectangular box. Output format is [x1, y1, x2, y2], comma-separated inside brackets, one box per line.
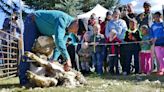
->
[106, 37, 121, 54]
[100, 21, 106, 35]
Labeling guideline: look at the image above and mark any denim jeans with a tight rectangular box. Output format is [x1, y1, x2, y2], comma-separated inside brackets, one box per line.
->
[19, 14, 40, 86]
[92, 52, 104, 75]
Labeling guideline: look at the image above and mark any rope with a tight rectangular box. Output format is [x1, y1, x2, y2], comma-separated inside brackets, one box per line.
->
[77, 36, 164, 46]
[77, 40, 152, 46]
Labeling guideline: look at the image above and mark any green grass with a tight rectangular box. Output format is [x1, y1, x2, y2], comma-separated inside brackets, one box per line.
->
[0, 74, 164, 92]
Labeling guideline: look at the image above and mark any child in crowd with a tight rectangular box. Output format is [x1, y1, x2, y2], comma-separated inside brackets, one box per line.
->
[106, 29, 121, 75]
[78, 42, 92, 75]
[150, 12, 164, 75]
[139, 25, 152, 74]
[124, 19, 142, 75]
[78, 33, 92, 75]
[90, 24, 105, 75]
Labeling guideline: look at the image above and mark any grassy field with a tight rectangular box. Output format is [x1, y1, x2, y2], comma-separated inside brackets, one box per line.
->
[0, 74, 164, 92]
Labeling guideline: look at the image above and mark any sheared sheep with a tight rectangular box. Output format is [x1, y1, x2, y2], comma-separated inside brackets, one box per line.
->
[25, 36, 87, 88]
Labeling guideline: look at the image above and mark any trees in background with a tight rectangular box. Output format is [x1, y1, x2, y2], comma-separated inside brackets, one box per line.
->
[24, 0, 83, 16]
[0, 0, 29, 18]
[0, 0, 20, 16]
[24, 0, 120, 16]
[0, 0, 120, 16]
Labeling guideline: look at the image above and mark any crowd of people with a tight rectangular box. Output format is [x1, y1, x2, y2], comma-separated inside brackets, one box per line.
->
[75, 1, 164, 76]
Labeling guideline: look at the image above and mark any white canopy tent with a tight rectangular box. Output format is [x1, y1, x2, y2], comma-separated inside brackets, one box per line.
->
[77, 4, 108, 19]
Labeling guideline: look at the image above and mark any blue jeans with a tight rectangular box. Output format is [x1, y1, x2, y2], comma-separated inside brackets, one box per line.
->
[92, 52, 104, 75]
[19, 14, 40, 86]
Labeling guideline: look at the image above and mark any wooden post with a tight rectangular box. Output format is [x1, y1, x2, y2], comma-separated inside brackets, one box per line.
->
[19, 0, 24, 55]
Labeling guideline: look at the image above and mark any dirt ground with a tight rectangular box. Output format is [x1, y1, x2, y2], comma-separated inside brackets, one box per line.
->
[0, 73, 164, 92]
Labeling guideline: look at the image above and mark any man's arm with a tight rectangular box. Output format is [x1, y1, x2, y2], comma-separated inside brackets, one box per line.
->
[53, 34, 70, 61]
[53, 48, 61, 61]
[54, 17, 71, 62]
[105, 21, 110, 38]
[119, 20, 127, 40]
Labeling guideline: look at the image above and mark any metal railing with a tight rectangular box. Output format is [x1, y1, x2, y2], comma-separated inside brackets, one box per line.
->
[0, 30, 21, 79]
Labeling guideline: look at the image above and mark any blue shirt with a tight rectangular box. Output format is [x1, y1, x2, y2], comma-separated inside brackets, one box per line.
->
[53, 33, 78, 60]
[34, 10, 74, 61]
[105, 19, 127, 41]
[150, 22, 164, 46]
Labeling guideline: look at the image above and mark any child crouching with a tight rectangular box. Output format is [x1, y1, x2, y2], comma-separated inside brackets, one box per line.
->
[78, 42, 92, 75]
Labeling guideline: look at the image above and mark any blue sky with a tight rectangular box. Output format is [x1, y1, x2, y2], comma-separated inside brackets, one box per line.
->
[120, 0, 132, 5]
[120, 0, 164, 13]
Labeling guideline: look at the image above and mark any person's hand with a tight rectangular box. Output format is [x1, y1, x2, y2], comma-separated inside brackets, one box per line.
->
[95, 42, 99, 46]
[151, 38, 157, 44]
[140, 41, 144, 45]
[131, 36, 136, 41]
[85, 54, 89, 57]
[128, 33, 133, 40]
[64, 59, 72, 71]
[139, 14, 145, 21]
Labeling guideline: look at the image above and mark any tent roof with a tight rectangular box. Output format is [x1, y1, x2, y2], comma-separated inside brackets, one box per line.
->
[77, 4, 108, 19]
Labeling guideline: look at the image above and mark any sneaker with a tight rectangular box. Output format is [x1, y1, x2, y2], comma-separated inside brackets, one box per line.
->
[97, 73, 102, 77]
[122, 72, 127, 76]
[116, 72, 120, 75]
[156, 72, 164, 76]
[90, 67, 95, 72]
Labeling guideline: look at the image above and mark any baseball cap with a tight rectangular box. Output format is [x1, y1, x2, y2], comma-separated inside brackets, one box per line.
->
[143, 2, 151, 7]
[113, 9, 121, 14]
[90, 13, 96, 20]
[106, 10, 113, 16]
